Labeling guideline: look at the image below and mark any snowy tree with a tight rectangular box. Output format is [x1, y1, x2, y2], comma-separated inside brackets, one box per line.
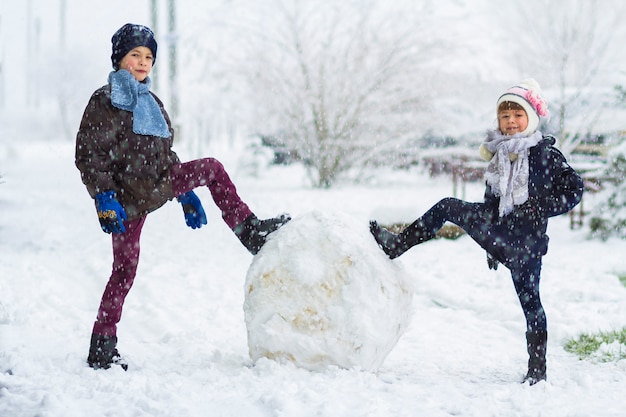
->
[588, 143, 626, 240]
[42, 50, 103, 142]
[212, 0, 443, 188]
[588, 86, 626, 240]
[616, 84, 626, 104]
[501, 0, 625, 155]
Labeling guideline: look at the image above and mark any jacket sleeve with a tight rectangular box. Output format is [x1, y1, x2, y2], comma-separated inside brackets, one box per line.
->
[75, 89, 119, 198]
[541, 145, 584, 217]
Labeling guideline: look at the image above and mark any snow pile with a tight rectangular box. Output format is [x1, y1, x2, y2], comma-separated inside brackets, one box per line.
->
[243, 211, 414, 371]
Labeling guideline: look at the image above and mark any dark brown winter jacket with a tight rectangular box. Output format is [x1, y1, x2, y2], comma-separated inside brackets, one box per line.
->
[75, 85, 179, 220]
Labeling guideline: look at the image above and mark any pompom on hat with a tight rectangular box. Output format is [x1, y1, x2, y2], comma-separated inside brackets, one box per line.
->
[111, 23, 158, 70]
[496, 78, 549, 136]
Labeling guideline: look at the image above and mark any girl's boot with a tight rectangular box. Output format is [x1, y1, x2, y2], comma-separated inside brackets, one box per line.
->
[87, 334, 128, 371]
[522, 330, 547, 385]
[369, 219, 434, 259]
[234, 214, 291, 255]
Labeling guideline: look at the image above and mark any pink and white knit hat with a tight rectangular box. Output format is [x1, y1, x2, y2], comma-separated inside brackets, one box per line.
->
[497, 78, 549, 136]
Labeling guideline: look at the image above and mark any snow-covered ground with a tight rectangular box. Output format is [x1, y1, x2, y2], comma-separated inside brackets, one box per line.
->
[1, 141, 626, 417]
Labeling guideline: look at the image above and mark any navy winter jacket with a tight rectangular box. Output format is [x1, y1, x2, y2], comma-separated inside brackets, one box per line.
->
[482, 136, 583, 266]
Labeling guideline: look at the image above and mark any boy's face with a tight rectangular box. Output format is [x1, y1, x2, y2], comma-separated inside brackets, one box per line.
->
[119, 46, 153, 82]
[498, 108, 528, 135]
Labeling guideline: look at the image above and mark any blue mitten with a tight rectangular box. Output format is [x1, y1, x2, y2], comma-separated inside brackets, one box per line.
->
[95, 191, 127, 234]
[177, 191, 207, 229]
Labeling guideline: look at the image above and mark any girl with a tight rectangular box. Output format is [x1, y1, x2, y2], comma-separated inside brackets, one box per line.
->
[370, 79, 584, 385]
[76, 23, 290, 370]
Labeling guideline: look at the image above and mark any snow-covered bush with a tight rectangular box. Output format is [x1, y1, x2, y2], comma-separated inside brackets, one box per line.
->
[588, 141, 626, 240]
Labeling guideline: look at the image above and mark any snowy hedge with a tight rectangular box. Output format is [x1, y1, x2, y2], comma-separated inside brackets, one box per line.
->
[588, 141, 626, 240]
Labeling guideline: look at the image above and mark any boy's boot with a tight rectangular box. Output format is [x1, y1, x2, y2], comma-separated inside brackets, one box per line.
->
[369, 219, 434, 259]
[234, 213, 291, 255]
[87, 334, 128, 371]
[522, 330, 547, 385]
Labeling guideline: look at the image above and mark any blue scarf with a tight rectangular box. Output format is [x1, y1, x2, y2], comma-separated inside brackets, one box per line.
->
[108, 70, 171, 138]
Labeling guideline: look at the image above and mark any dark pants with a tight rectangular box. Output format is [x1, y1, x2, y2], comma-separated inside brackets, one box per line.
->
[91, 158, 252, 337]
[420, 197, 547, 333]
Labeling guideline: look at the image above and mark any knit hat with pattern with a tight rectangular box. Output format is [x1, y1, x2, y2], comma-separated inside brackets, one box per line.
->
[496, 78, 549, 136]
[111, 23, 157, 70]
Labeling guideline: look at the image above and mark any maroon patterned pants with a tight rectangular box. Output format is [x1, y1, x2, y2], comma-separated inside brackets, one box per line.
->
[92, 158, 252, 336]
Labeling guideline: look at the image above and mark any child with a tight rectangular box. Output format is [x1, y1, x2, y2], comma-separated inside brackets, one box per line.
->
[370, 79, 584, 385]
[75, 23, 290, 370]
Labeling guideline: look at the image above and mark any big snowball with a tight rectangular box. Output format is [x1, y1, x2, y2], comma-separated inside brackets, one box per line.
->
[243, 210, 414, 372]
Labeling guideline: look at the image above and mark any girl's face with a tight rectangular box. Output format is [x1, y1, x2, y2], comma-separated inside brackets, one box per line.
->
[118, 46, 153, 82]
[498, 109, 528, 135]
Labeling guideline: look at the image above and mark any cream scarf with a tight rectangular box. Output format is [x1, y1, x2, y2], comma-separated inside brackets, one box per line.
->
[483, 130, 542, 217]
